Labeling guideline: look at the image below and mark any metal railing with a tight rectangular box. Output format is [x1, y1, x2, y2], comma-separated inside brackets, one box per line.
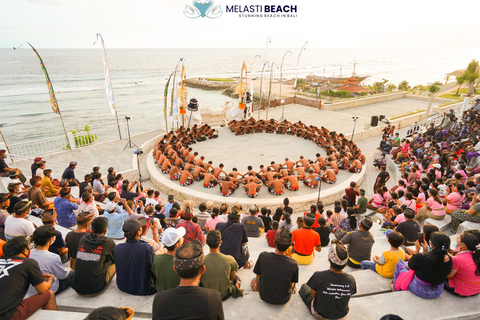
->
[9, 136, 68, 157]
[398, 99, 473, 138]
[3, 118, 165, 158]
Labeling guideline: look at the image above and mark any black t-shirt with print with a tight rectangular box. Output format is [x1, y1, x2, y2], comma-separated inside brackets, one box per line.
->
[307, 270, 357, 319]
[0, 257, 45, 320]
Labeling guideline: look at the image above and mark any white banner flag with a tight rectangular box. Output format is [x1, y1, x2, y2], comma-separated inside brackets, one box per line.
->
[94, 34, 116, 115]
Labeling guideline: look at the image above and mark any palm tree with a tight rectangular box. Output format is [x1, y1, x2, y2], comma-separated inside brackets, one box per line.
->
[465, 59, 479, 97]
[387, 83, 397, 92]
[398, 80, 411, 91]
[423, 83, 441, 120]
[456, 75, 466, 95]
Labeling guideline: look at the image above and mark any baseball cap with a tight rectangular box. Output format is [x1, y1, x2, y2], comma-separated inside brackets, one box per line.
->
[162, 227, 186, 247]
[123, 219, 142, 238]
[105, 202, 117, 213]
[34, 157, 43, 162]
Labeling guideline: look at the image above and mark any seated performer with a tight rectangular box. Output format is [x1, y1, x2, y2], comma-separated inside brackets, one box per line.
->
[179, 169, 194, 186]
[267, 175, 285, 196]
[320, 168, 337, 184]
[283, 173, 300, 191]
[349, 158, 362, 173]
[203, 172, 219, 188]
[243, 181, 262, 198]
[303, 170, 320, 188]
[218, 177, 236, 197]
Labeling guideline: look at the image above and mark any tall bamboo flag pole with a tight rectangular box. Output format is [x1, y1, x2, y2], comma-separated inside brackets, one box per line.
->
[258, 62, 270, 119]
[267, 62, 278, 120]
[93, 34, 121, 139]
[294, 41, 308, 100]
[0, 129, 11, 154]
[14, 42, 71, 150]
[164, 71, 175, 132]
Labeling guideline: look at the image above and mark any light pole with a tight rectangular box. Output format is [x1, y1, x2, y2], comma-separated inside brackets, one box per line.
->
[267, 62, 279, 120]
[351, 116, 359, 141]
[293, 41, 308, 101]
[258, 61, 270, 119]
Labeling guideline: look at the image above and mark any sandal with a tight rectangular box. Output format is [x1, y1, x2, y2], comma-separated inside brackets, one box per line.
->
[244, 260, 253, 269]
[389, 280, 395, 292]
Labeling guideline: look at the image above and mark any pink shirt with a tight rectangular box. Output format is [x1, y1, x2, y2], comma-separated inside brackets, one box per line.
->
[417, 193, 426, 205]
[415, 170, 422, 179]
[446, 192, 465, 211]
[455, 170, 468, 180]
[394, 213, 406, 224]
[435, 169, 441, 179]
[205, 216, 224, 231]
[382, 192, 391, 205]
[371, 194, 383, 208]
[395, 186, 406, 194]
[449, 251, 480, 296]
[426, 197, 446, 216]
[402, 200, 416, 212]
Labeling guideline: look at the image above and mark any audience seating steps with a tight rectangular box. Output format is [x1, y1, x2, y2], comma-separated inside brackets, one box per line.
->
[457, 221, 480, 235]
[424, 215, 452, 232]
[28, 310, 145, 320]
[0, 176, 9, 193]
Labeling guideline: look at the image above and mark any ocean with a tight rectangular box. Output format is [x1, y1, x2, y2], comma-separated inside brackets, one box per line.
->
[0, 47, 478, 145]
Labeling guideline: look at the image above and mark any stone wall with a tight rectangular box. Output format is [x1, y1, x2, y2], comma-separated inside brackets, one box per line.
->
[323, 92, 405, 111]
[404, 94, 453, 103]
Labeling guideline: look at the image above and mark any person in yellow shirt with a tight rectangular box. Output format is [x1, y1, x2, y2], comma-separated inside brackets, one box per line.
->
[41, 169, 60, 197]
[360, 231, 406, 278]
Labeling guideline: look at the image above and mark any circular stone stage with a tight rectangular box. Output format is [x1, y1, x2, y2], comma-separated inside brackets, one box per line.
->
[147, 127, 365, 212]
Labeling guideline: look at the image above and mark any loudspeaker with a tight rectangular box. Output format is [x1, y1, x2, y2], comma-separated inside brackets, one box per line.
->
[371, 116, 379, 127]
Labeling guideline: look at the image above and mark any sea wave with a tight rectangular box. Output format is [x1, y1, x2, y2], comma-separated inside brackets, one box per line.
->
[0, 82, 142, 98]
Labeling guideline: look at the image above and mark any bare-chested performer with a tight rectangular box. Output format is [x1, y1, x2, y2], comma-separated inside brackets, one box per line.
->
[218, 177, 236, 197]
[195, 156, 205, 166]
[179, 169, 194, 186]
[283, 158, 295, 171]
[307, 161, 321, 174]
[279, 167, 290, 178]
[261, 168, 276, 185]
[348, 158, 363, 173]
[228, 168, 244, 181]
[169, 165, 181, 181]
[282, 173, 300, 191]
[267, 161, 280, 173]
[203, 171, 218, 188]
[244, 166, 257, 177]
[303, 170, 320, 188]
[296, 156, 309, 168]
[337, 156, 350, 170]
[192, 165, 207, 181]
[314, 153, 326, 169]
[243, 181, 262, 198]
[161, 158, 172, 174]
[293, 166, 306, 181]
[156, 152, 167, 166]
[213, 163, 227, 180]
[242, 172, 262, 185]
[327, 157, 339, 174]
[203, 161, 214, 173]
[320, 168, 337, 184]
[267, 175, 285, 195]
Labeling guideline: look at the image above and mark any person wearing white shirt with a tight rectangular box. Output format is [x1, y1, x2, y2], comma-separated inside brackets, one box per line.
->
[4, 201, 35, 241]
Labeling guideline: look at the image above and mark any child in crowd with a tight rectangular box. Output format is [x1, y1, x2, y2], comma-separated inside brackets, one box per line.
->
[360, 231, 405, 278]
[265, 221, 279, 248]
[291, 216, 304, 232]
[314, 217, 331, 247]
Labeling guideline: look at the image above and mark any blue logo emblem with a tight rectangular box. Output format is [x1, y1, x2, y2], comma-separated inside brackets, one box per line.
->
[184, 1, 223, 19]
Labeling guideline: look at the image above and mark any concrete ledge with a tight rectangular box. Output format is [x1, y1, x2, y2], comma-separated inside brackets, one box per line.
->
[425, 215, 452, 232]
[457, 221, 480, 235]
[28, 310, 146, 320]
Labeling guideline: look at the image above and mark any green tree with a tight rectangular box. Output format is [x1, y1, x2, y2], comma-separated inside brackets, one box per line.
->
[398, 80, 411, 91]
[372, 82, 384, 94]
[464, 59, 479, 97]
[456, 75, 466, 95]
[424, 83, 441, 119]
[387, 83, 397, 92]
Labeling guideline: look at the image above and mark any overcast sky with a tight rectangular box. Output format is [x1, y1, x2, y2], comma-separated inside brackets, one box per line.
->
[1, 0, 479, 49]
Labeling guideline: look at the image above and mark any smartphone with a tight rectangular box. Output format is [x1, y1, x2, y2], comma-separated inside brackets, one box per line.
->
[417, 232, 424, 244]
